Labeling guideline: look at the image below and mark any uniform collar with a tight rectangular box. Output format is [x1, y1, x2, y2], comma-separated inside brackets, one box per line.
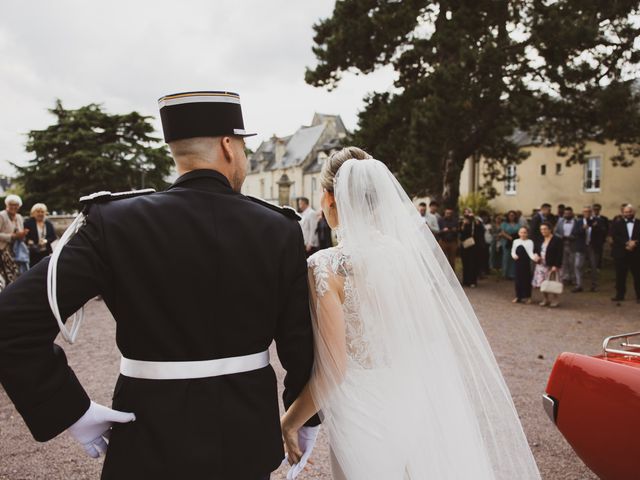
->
[169, 169, 232, 191]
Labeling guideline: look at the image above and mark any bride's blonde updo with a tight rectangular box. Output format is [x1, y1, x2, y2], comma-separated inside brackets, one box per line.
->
[320, 146, 372, 193]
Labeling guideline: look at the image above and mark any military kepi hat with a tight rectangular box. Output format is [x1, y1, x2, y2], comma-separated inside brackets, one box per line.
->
[158, 91, 256, 143]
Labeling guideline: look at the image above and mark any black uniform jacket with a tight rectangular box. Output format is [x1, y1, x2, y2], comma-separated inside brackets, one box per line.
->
[611, 217, 640, 260]
[0, 169, 318, 479]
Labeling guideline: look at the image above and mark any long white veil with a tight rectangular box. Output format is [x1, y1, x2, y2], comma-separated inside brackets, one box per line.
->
[308, 159, 540, 479]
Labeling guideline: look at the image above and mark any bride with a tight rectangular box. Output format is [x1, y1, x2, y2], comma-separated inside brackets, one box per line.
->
[280, 147, 541, 479]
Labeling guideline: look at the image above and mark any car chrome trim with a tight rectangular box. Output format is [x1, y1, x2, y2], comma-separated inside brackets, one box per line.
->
[542, 394, 558, 424]
[603, 331, 640, 358]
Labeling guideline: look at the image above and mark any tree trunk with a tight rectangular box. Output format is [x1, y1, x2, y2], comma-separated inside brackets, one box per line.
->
[441, 152, 463, 210]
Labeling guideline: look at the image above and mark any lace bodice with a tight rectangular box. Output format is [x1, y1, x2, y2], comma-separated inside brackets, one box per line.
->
[308, 248, 374, 369]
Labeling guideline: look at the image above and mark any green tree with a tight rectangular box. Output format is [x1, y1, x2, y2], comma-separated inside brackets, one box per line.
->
[306, 0, 640, 208]
[14, 100, 173, 212]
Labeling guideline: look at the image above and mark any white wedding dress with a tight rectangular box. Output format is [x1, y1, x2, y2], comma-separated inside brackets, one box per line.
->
[305, 159, 540, 480]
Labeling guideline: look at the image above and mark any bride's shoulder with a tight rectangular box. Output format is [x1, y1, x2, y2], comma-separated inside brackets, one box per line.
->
[308, 247, 348, 275]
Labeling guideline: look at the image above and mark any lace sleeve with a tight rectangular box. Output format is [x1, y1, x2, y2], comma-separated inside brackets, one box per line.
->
[307, 250, 348, 408]
[308, 251, 331, 297]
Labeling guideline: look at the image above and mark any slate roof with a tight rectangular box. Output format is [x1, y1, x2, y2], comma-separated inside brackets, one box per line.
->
[248, 113, 347, 174]
[275, 124, 326, 169]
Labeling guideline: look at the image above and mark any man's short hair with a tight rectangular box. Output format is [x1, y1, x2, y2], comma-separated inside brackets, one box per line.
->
[557, 204, 565, 209]
[418, 202, 427, 207]
[592, 203, 602, 209]
[429, 200, 439, 207]
[541, 203, 551, 209]
[298, 197, 310, 205]
[564, 206, 573, 212]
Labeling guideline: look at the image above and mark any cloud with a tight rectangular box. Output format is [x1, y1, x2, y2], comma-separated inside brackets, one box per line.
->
[0, 0, 396, 176]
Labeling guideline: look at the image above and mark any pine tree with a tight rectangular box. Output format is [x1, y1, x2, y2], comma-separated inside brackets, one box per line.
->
[14, 100, 173, 212]
[306, 0, 640, 207]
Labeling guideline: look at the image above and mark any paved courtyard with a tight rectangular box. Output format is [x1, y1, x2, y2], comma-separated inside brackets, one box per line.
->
[0, 276, 638, 479]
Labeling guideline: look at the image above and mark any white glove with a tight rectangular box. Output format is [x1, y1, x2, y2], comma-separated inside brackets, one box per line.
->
[67, 401, 136, 458]
[286, 425, 320, 480]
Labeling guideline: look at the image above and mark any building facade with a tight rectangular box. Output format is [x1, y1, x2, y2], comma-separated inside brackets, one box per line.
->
[242, 113, 347, 209]
[460, 138, 640, 216]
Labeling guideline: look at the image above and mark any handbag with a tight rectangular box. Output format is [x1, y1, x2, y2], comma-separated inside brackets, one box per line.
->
[462, 222, 476, 249]
[541, 270, 563, 294]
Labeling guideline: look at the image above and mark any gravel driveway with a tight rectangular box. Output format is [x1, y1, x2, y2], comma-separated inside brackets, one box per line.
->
[1, 277, 637, 479]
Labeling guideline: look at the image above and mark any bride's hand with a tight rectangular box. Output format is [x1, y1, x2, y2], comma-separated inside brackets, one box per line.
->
[281, 416, 303, 465]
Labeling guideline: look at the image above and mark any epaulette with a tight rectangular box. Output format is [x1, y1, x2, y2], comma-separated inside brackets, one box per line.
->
[247, 195, 301, 221]
[79, 188, 156, 206]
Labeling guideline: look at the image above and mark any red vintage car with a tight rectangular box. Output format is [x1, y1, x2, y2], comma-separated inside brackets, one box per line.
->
[544, 332, 640, 480]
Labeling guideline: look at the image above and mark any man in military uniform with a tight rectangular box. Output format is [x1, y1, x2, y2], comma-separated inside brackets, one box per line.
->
[0, 91, 319, 479]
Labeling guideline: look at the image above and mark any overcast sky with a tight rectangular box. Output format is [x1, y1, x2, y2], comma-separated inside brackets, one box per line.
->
[0, 0, 396, 176]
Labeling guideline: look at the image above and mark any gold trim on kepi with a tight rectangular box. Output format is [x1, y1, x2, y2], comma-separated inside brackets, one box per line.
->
[158, 90, 256, 142]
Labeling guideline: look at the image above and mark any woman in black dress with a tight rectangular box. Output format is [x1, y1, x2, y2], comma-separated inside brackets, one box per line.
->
[510, 226, 535, 303]
[459, 209, 485, 287]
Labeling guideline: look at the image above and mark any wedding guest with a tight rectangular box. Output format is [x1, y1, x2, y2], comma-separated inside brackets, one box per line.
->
[611, 203, 628, 225]
[516, 210, 527, 227]
[316, 210, 333, 250]
[552, 204, 564, 227]
[297, 197, 319, 257]
[499, 211, 520, 279]
[590, 203, 609, 268]
[532, 222, 563, 307]
[24, 203, 57, 267]
[488, 214, 503, 272]
[438, 207, 459, 270]
[459, 208, 484, 288]
[611, 204, 640, 303]
[417, 202, 427, 219]
[0, 195, 29, 285]
[511, 226, 535, 303]
[479, 211, 492, 275]
[425, 201, 440, 235]
[573, 206, 599, 292]
[530, 203, 551, 248]
[571, 207, 588, 293]
[554, 206, 577, 285]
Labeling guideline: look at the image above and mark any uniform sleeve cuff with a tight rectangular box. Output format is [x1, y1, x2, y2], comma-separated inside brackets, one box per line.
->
[21, 369, 91, 442]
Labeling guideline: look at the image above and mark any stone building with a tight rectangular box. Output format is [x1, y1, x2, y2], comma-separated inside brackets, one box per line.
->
[459, 134, 640, 216]
[242, 113, 347, 209]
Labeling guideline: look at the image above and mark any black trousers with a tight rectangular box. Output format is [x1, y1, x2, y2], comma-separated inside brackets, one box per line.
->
[614, 255, 640, 300]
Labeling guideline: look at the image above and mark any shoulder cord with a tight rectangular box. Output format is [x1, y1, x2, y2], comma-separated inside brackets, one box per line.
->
[46, 212, 87, 344]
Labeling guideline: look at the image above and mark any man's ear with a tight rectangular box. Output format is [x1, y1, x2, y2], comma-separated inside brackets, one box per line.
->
[220, 136, 234, 163]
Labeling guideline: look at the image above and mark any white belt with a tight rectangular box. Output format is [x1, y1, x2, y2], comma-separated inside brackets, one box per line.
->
[120, 350, 270, 380]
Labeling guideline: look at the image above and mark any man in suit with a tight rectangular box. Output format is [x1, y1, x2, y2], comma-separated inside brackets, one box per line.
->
[0, 91, 318, 479]
[573, 206, 599, 292]
[590, 203, 609, 269]
[438, 207, 459, 270]
[530, 202, 551, 249]
[554, 206, 577, 285]
[611, 204, 640, 303]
